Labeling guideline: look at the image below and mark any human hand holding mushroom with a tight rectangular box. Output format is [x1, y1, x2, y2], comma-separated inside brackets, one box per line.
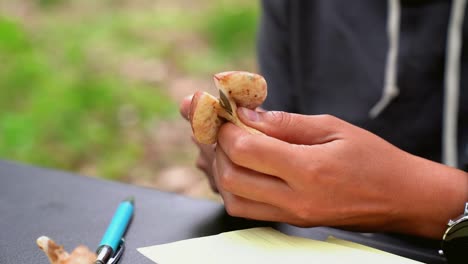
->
[181, 71, 468, 239]
[180, 71, 267, 191]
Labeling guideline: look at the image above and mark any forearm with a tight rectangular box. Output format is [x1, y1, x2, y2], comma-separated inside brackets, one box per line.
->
[392, 153, 468, 239]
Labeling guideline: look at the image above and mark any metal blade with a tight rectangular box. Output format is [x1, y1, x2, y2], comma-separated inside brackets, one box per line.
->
[219, 89, 233, 115]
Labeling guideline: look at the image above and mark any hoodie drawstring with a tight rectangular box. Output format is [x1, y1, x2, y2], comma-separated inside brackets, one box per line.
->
[443, 0, 466, 167]
[369, 0, 401, 118]
[372, 0, 465, 168]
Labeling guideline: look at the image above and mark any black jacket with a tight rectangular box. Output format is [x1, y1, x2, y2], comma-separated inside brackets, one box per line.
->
[258, 0, 468, 170]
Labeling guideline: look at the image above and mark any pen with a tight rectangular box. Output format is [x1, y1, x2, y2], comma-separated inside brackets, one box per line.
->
[95, 196, 134, 264]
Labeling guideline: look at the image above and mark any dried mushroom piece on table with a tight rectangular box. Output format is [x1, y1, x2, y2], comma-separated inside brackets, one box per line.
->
[36, 236, 96, 264]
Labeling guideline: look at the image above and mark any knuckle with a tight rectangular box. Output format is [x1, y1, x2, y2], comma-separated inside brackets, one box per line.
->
[303, 161, 321, 182]
[297, 149, 329, 179]
[270, 111, 294, 128]
[195, 157, 207, 171]
[226, 134, 251, 164]
[224, 197, 242, 217]
[317, 114, 341, 127]
[292, 154, 321, 185]
[317, 114, 335, 122]
[217, 166, 236, 191]
[291, 201, 314, 223]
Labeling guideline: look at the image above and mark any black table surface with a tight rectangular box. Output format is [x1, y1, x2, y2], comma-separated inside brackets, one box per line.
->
[0, 159, 446, 264]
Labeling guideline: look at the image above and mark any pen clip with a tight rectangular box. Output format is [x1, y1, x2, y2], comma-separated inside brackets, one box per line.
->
[108, 238, 125, 264]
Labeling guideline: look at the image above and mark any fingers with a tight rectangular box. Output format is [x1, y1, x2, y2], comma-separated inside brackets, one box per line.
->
[217, 123, 321, 181]
[214, 146, 292, 207]
[179, 95, 193, 120]
[238, 108, 344, 145]
[192, 136, 218, 192]
[218, 190, 294, 224]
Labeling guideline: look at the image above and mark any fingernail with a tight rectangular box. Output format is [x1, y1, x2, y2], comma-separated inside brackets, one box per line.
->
[239, 107, 259, 122]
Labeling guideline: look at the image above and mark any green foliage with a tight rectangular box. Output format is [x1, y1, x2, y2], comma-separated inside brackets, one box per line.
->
[0, 1, 259, 181]
[202, 2, 259, 57]
[0, 17, 176, 180]
[0, 18, 30, 52]
[179, 1, 259, 75]
[37, 0, 67, 8]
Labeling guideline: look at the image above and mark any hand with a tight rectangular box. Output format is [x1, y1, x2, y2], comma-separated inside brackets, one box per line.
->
[213, 107, 468, 238]
[180, 95, 218, 192]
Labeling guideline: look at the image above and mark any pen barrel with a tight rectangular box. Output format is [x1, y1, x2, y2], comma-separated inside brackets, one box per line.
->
[99, 201, 134, 252]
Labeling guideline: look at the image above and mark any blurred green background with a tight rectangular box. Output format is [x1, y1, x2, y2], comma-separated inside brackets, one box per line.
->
[0, 0, 259, 199]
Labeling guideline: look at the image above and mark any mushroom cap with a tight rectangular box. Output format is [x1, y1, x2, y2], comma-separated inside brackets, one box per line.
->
[189, 91, 223, 144]
[213, 71, 267, 109]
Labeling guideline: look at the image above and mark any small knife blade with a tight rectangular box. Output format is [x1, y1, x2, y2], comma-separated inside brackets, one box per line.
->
[219, 89, 233, 116]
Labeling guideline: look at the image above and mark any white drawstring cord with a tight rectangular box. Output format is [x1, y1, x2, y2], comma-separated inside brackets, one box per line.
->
[369, 0, 401, 118]
[443, 0, 466, 167]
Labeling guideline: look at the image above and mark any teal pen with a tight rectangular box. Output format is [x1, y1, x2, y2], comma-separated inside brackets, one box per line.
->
[95, 197, 134, 264]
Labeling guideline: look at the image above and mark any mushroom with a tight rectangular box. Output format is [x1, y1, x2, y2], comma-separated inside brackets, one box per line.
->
[36, 236, 96, 264]
[189, 91, 223, 145]
[189, 71, 268, 144]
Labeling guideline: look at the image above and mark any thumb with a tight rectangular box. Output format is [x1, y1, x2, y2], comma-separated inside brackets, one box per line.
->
[179, 95, 193, 121]
[237, 107, 342, 144]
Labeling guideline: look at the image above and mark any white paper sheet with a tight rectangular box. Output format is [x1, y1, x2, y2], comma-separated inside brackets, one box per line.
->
[137, 227, 423, 264]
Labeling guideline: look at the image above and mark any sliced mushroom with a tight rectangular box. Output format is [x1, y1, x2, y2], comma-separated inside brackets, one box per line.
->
[213, 71, 267, 109]
[189, 91, 224, 144]
[189, 71, 268, 144]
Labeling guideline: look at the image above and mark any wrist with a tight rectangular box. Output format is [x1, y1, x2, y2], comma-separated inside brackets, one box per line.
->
[393, 155, 468, 239]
